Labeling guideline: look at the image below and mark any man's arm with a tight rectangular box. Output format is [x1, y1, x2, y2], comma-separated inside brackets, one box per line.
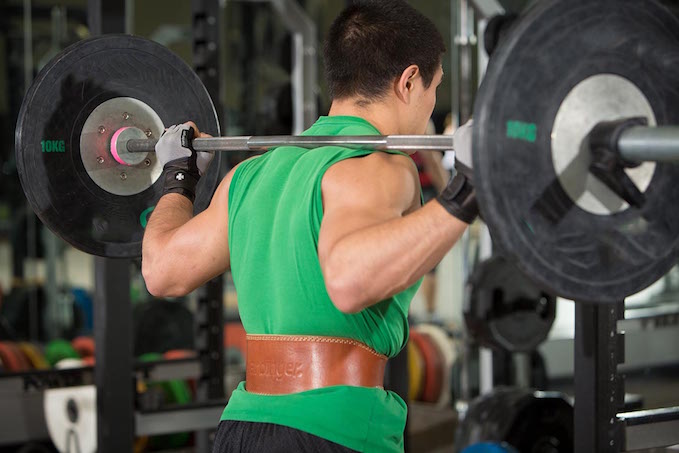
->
[142, 170, 234, 297]
[318, 152, 468, 314]
[141, 121, 244, 297]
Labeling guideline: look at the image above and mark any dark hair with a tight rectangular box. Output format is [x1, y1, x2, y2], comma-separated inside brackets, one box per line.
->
[323, 0, 446, 103]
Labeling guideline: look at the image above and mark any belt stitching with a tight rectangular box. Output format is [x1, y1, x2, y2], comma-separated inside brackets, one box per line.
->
[246, 334, 388, 360]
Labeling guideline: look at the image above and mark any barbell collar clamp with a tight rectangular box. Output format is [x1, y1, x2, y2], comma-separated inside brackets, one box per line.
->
[588, 117, 648, 208]
[589, 117, 648, 169]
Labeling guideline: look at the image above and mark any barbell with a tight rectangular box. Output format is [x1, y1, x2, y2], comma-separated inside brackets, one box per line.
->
[14, 0, 679, 303]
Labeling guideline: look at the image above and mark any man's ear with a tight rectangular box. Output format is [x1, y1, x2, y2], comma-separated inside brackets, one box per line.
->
[395, 65, 420, 103]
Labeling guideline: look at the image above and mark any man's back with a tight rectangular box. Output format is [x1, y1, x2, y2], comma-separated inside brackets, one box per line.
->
[142, 2, 475, 451]
[224, 115, 421, 452]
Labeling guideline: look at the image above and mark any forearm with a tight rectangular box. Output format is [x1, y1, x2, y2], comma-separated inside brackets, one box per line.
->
[142, 123, 231, 297]
[323, 200, 467, 311]
[142, 194, 195, 295]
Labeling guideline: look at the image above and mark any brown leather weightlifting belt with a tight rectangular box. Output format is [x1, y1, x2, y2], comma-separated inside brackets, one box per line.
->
[245, 334, 388, 395]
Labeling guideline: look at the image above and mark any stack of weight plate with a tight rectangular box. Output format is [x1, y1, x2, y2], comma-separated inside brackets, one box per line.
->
[0, 340, 48, 372]
[407, 324, 460, 406]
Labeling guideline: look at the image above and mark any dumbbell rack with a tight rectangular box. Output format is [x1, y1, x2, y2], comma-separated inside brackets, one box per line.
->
[574, 300, 679, 452]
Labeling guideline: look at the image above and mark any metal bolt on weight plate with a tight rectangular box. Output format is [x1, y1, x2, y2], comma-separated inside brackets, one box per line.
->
[123, 112, 130, 120]
[120, 172, 127, 180]
[98, 126, 106, 134]
[97, 156, 104, 164]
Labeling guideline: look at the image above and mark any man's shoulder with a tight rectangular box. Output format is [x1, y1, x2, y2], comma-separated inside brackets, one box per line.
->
[338, 151, 414, 171]
[322, 151, 420, 211]
[333, 151, 416, 177]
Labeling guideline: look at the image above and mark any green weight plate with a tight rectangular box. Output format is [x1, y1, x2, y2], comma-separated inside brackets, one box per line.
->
[15, 35, 221, 258]
[473, 0, 679, 302]
[45, 339, 80, 367]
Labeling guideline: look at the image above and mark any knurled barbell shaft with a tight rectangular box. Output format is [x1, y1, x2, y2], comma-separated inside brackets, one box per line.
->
[125, 135, 455, 153]
[618, 126, 679, 163]
[126, 127, 679, 162]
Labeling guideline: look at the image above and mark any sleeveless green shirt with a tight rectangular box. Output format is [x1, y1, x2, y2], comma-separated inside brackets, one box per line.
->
[222, 116, 422, 452]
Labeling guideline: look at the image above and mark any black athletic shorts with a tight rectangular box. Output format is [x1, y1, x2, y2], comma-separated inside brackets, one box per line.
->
[212, 420, 359, 453]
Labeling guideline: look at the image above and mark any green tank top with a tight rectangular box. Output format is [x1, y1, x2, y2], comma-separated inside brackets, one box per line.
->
[222, 116, 422, 452]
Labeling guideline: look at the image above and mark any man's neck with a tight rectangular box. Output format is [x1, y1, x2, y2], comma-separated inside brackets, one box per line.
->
[327, 98, 401, 135]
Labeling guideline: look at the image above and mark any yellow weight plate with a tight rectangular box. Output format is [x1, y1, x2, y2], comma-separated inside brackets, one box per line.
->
[18, 342, 49, 369]
[408, 340, 425, 401]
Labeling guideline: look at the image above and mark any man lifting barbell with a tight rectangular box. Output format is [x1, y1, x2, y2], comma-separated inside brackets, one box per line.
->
[15, 0, 679, 450]
[142, 1, 474, 452]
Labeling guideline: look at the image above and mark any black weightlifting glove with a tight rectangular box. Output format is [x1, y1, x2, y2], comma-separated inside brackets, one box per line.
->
[436, 120, 479, 224]
[155, 123, 214, 203]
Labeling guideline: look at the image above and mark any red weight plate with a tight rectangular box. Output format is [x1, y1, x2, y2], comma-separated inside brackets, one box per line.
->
[0, 342, 19, 372]
[72, 336, 96, 358]
[224, 322, 247, 361]
[0, 342, 31, 372]
[410, 331, 444, 404]
[163, 349, 197, 360]
[82, 356, 96, 367]
[415, 324, 458, 407]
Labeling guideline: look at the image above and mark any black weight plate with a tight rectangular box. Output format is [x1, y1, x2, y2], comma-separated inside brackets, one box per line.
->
[465, 255, 556, 352]
[453, 387, 573, 453]
[473, 0, 679, 302]
[15, 35, 221, 258]
[133, 299, 194, 357]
